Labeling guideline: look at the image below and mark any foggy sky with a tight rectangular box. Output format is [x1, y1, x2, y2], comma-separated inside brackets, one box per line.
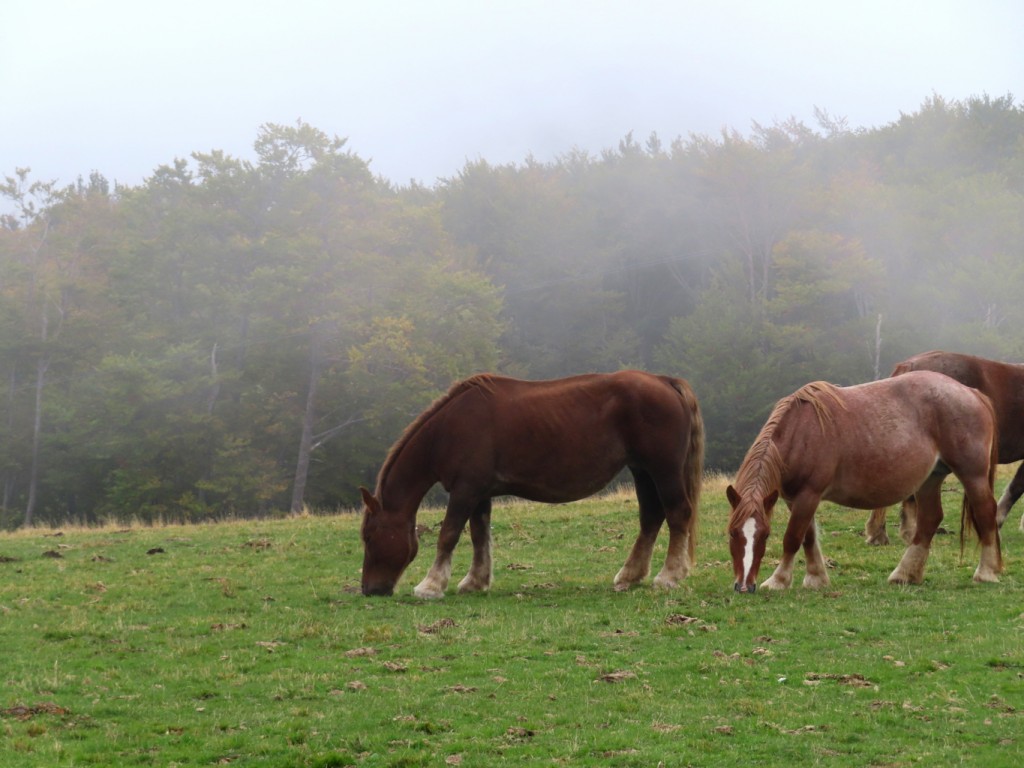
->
[2, 0, 1021, 192]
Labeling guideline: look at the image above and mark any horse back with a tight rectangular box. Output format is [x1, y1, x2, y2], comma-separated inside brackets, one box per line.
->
[881, 369, 992, 425]
[879, 371, 997, 469]
[432, 371, 698, 502]
[490, 371, 694, 454]
[780, 372, 996, 509]
[893, 350, 1024, 461]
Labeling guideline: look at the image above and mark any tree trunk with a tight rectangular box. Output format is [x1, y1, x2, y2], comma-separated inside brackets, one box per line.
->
[2, 368, 15, 520]
[872, 314, 883, 381]
[197, 343, 220, 508]
[24, 354, 48, 527]
[289, 339, 320, 515]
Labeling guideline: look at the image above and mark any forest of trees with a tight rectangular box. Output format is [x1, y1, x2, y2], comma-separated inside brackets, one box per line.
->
[1, 94, 1022, 527]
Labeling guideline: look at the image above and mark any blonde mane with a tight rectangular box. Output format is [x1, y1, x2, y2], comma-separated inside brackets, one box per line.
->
[727, 381, 845, 530]
[375, 374, 497, 494]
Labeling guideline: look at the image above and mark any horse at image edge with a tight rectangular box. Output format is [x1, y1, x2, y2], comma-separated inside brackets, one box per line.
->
[727, 370, 1002, 594]
[865, 349, 1024, 545]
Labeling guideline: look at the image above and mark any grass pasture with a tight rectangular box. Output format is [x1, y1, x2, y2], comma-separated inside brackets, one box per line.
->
[1, 475, 1023, 766]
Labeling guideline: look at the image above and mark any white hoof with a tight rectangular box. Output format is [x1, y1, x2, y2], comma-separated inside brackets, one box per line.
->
[613, 566, 647, 592]
[652, 573, 680, 590]
[760, 575, 791, 591]
[413, 580, 446, 600]
[457, 576, 490, 593]
[802, 572, 830, 589]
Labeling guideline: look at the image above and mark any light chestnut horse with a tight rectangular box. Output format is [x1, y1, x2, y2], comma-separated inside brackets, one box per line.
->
[865, 350, 1024, 545]
[360, 371, 704, 597]
[727, 371, 1002, 594]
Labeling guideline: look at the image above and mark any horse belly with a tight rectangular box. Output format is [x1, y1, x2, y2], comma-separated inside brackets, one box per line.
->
[825, 452, 937, 510]
[495, 466, 622, 504]
[493, 442, 627, 504]
[483, 375, 684, 504]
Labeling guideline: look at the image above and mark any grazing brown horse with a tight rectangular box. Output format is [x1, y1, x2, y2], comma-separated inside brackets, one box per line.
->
[727, 371, 1002, 594]
[360, 370, 704, 597]
[865, 350, 1024, 545]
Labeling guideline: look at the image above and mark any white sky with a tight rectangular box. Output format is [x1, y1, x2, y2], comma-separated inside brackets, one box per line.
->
[2, 1, 1021, 190]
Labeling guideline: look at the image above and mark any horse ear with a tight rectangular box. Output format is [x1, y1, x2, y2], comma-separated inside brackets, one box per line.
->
[725, 485, 741, 508]
[359, 487, 382, 515]
[763, 490, 780, 512]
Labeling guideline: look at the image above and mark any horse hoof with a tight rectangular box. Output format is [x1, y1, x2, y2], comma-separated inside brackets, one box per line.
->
[457, 577, 491, 594]
[413, 584, 446, 600]
[887, 573, 921, 586]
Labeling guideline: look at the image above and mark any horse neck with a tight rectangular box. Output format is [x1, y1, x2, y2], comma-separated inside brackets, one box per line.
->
[377, 422, 440, 520]
[770, 401, 832, 479]
[734, 435, 785, 504]
[737, 470, 778, 511]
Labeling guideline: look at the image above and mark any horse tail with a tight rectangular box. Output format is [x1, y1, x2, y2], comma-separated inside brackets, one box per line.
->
[960, 391, 1000, 557]
[669, 377, 704, 564]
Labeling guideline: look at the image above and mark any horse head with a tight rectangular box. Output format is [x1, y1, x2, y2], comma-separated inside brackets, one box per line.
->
[726, 484, 778, 594]
[359, 487, 419, 596]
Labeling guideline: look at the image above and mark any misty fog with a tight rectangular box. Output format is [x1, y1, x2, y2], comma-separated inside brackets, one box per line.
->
[1, 93, 1022, 526]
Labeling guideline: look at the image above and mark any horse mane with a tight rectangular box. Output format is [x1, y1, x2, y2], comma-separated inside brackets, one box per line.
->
[375, 374, 497, 495]
[726, 381, 845, 531]
[789, 381, 845, 431]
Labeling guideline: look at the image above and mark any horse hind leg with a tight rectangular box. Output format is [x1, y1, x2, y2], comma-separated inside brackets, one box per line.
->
[864, 507, 890, 545]
[898, 496, 918, 544]
[458, 499, 494, 594]
[864, 498, 915, 546]
[652, 479, 696, 590]
[995, 462, 1024, 530]
[653, 524, 692, 589]
[888, 481, 942, 585]
[962, 476, 1003, 583]
[614, 470, 664, 591]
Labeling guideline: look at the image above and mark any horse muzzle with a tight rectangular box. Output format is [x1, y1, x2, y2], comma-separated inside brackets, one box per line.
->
[361, 583, 395, 597]
[733, 581, 757, 594]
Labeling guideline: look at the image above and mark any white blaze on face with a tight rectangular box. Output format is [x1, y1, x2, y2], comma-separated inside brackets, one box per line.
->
[742, 516, 758, 583]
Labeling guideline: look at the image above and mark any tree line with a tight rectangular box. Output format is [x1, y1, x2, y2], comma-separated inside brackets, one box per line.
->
[1, 94, 1022, 527]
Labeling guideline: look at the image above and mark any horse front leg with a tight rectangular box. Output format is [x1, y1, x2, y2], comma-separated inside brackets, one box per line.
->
[614, 470, 664, 591]
[995, 462, 1024, 531]
[801, 521, 830, 589]
[889, 481, 941, 585]
[458, 499, 493, 593]
[414, 496, 474, 599]
[762, 495, 819, 591]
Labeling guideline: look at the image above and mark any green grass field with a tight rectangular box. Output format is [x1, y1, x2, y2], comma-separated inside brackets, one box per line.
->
[1, 475, 1022, 766]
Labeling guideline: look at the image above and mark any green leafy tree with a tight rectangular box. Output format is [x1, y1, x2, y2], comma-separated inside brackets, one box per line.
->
[766, 229, 884, 383]
[654, 269, 780, 470]
[0, 170, 122, 525]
